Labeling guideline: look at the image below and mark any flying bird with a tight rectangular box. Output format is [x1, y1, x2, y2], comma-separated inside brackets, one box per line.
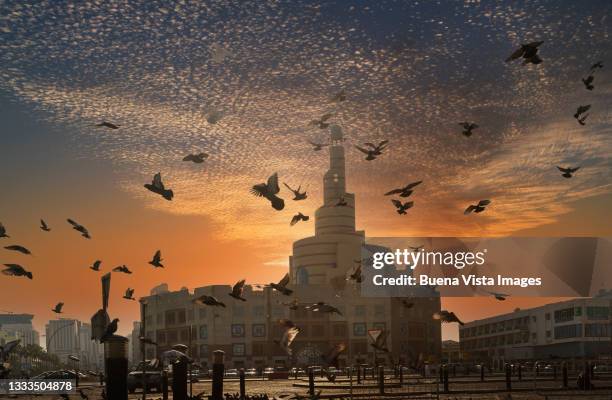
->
[95, 121, 120, 129]
[557, 166, 580, 178]
[464, 200, 491, 215]
[183, 153, 209, 164]
[308, 140, 329, 151]
[355, 140, 388, 160]
[347, 263, 362, 283]
[370, 330, 390, 352]
[269, 273, 293, 296]
[251, 173, 285, 211]
[193, 295, 226, 307]
[506, 41, 544, 65]
[52, 302, 64, 314]
[330, 89, 346, 103]
[90, 260, 102, 271]
[384, 181, 422, 197]
[112, 265, 132, 274]
[0, 223, 8, 238]
[123, 288, 135, 300]
[276, 320, 300, 355]
[149, 250, 164, 268]
[279, 298, 300, 310]
[400, 299, 415, 309]
[229, 279, 247, 301]
[582, 75, 595, 90]
[574, 105, 591, 119]
[67, 218, 91, 239]
[290, 212, 309, 226]
[4, 245, 32, 255]
[309, 113, 333, 129]
[433, 310, 465, 325]
[485, 290, 510, 301]
[144, 172, 174, 201]
[590, 61, 603, 72]
[459, 122, 478, 137]
[40, 219, 51, 232]
[391, 199, 414, 215]
[306, 302, 343, 316]
[2, 264, 32, 279]
[283, 183, 307, 200]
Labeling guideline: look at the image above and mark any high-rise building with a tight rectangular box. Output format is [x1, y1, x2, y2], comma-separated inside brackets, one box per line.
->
[0, 314, 40, 347]
[45, 319, 102, 370]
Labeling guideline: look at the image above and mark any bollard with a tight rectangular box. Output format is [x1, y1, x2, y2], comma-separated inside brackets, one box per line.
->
[211, 350, 225, 400]
[308, 367, 315, 396]
[103, 335, 128, 400]
[443, 365, 449, 393]
[172, 359, 188, 400]
[562, 362, 568, 388]
[480, 364, 484, 382]
[518, 364, 522, 381]
[378, 365, 385, 395]
[357, 365, 361, 384]
[399, 365, 403, 386]
[505, 363, 512, 391]
[162, 370, 169, 400]
[239, 369, 245, 400]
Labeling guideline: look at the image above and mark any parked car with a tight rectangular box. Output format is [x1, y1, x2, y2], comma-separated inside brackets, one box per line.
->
[263, 367, 275, 376]
[225, 368, 239, 378]
[245, 368, 258, 377]
[127, 370, 165, 393]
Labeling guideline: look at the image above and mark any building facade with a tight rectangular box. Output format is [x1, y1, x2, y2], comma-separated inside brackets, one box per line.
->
[45, 319, 102, 370]
[459, 296, 612, 368]
[0, 314, 40, 347]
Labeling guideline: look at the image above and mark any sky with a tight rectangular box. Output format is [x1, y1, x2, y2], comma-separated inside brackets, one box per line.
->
[0, 0, 611, 343]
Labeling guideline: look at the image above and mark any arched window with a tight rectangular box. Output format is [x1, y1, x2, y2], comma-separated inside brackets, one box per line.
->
[296, 267, 309, 285]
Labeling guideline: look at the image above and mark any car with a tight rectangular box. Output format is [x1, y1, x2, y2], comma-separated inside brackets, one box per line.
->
[263, 367, 275, 375]
[245, 368, 257, 377]
[225, 368, 239, 377]
[127, 370, 165, 393]
[289, 367, 305, 376]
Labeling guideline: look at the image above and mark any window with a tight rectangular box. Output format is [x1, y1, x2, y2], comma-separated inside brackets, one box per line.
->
[167, 330, 178, 343]
[296, 267, 309, 285]
[545, 313, 550, 321]
[585, 323, 609, 337]
[187, 309, 194, 321]
[373, 322, 386, 331]
[165, 311, 176, 325]
[157, 313, 164, 324]
[252, 342, 265, 356]
[374, 305, 385, 317]
[272, 306, 284, 317]
[554, 324, 582, 339]
[587, 307, 610, 320]
[199, 325, 208, 340]
[554, 308, 574, 323]
[233, 306, 245, 317]
[177, 309, 186, 324]
[252, 324, 266, 338]
[199, 344, 208, 357]
[156, 331, 166, 344]
[353, 323, 367, 336]
[575, 307, 582, 317]
[253, 305, 265, 317]
[332, 323, 347, 337]
[180, 328, 189, 342]
[233, 343, 246, 356]
[546, 330, 551, 338]
[231, 324, 245, 338]
[354, 305, 366, 317]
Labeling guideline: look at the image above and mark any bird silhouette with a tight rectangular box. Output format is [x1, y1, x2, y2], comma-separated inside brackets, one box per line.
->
[283, 183, 307, 200]
[391, 199, 414, 215]
[464, 200, 491, 215]
[251, 173, 285, 210]
[4, 245, 32, 255]
[290, 212, 309, 226]
[279, 298, 300, 310]
[574, 105, 591, 119]
[0, 223, 8, 238]
[306, 302, 342, 316]
[355, 140, 388, 160]
[485, 290, 509, 301]
[590, 61, 603, 72]
[347, 263, 362, 283]
[67, 218, 91, 239]
[506, 41, 543, 65]
[90, 260, 102, 271]
[123, 288, 135, 300]
[2, 264, 32, 279]
[149, 250, 164, 268]
[229, 279, 247, 301]
[193, 295, 226, 307]
[557, 166, 580, 178]
[144, 172, 174, 201]
[40, 219, 51, 232]
[112, 265, 132, 274]
[95, 121, 119, 129]
[270, 273, 293, 296]
[400, 299, 415, 309]
[309, 113, 334, 129]
[582, 75, 595, 90]
[370, 330, 390, 352]
[308, 140, 329, 151]
[459, 122, 478, 137]
[183, 153, 209, 164]
[384, 181, 422, 197]
[433, 310, 465, 325]
[51, 302, 64, 314]
[277, 320, 300, 355]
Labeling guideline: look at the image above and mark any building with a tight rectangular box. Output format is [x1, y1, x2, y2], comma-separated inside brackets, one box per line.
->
[459, 296, 612, 368]
[140, 124, 441, 369]
[442, 340, 462, 364]
[0, 314, 40, 347]
[45, 319, 102, 370]
[130, 321, 142, 367]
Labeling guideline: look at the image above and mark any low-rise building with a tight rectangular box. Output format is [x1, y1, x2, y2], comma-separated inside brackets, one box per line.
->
[0, 314, 40, 347]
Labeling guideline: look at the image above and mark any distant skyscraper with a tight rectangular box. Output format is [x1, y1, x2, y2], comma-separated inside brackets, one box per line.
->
[45, 319, 102, 369]
[0, 314, 40, 347]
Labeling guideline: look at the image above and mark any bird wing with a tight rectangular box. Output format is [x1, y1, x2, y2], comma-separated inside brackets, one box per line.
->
[41, 219, 48, 229]
[152, 173, 165, 190]
[405, 181, 423, 190]
[182, 154, 195, 162]
[232, 279, 246, 296]
[391, 199, 403, 208]
[526, 40, 544, 48]
[506, 47, 525, 62]
[378, 140, 389, 148]
[354, 145, 371, 154]
[278, 273, 290, 287]
[464, 205, 476, 215]
[154, 250, 162, 261]
[281, 327, 300, 353]
[290, 215, 300, 226]
[267, 173, 281, 195]
[250, 183, 268, 197]
[478, 199, 491, 206]
[384, 188, 403, 196]
[67, 218, 78, 227]
[569, 166, 580, 173]
[557, 166, 569, 173]
[57, 303, 64, 311]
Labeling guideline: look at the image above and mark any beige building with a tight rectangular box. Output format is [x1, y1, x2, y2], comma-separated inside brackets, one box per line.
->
[140, 124, 441, 369]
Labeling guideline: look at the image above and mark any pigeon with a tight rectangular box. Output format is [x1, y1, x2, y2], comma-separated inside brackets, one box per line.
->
[67, 218, 91, 239]
[149, 250, 164, 268]
[1, 264, 32, 279]
[485, 290, 510, 301]
[277, 321, 300, 355]
[123, 288, 135, 300]
[347, 264, 362, 283]
[330, 89, 346, 103]
[139, 336, 158, 346]
[279, 298, 300, 310]
[183, 153, 209, 164]
[96, 121, 119, 129]
[370, 330, 390, 352]
[283, 183, 307, 200]
[322, 343, 346, 367]
[40, 219, 51, 232]
[251, 173, 285, 211]
[308, 140, 329, 151]
[306, 302, 343, 316]
[193, 295, 226, 307]
[269, 273, 293, 296]
[90, 260, 102, 271]
[112, 265, 132, 274]
[355, 140, 388, 160]
[101, 318, 119, 341]
[582, 75, 595, 90]
[590, 61, 603, 72]
[335, 197, 348, 207]
[52, 302, 64, 314]
[400, 299, 415, 309]
[506, 41, 544, 65]
[144, 172, 174, 201]
[557, 166, 580, 178]
[464, 200, 491, 215]
[0, 223, 8, 238]
[384, 181, 422, 197]
[391, 199, 414, 215]
[433, 310, 465, 325]
[290, 212, 309, 226]
[229, 279, 247, 301]
[459, 122, 479, 137]
[574, 105, 591, 119]
[309, 113, 333, 129]
[577, 114, 589, 126]
[4, 245, 32, 255]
